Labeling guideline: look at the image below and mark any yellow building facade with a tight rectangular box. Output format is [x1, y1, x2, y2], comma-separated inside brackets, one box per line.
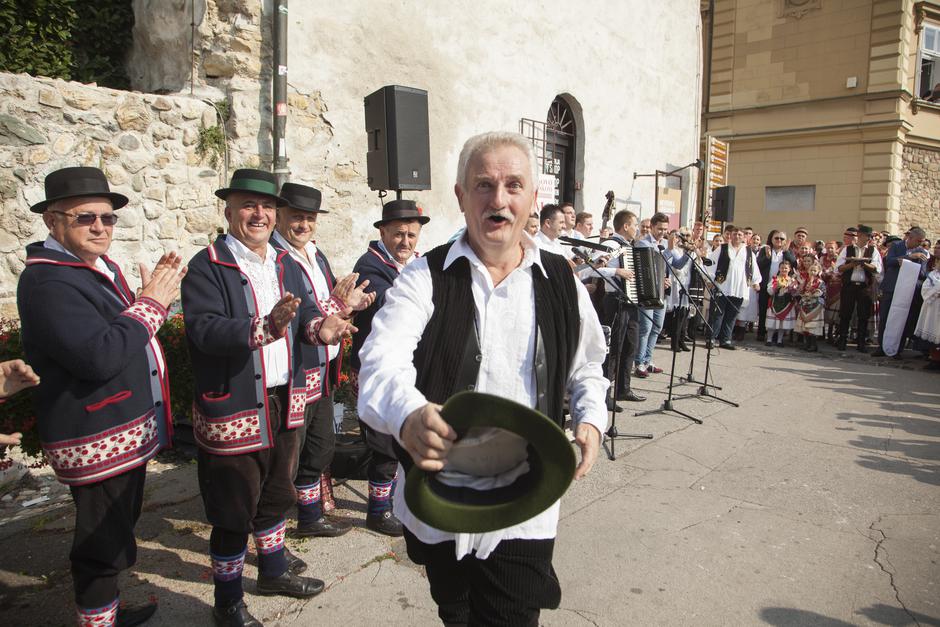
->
[702, 0, 940, 241]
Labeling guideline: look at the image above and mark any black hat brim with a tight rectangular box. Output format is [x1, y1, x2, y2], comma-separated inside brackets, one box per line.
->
[215, 188, 289, 207]
[404, 391, 576, 533]
[30, 191, 129, 214]
[374, 215, 430, 229]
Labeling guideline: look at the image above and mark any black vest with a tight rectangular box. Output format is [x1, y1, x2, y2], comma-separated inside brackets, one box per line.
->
[841, 244, 876, 283]
[412, 242, 580, 427]
[715, 243, 753, 285]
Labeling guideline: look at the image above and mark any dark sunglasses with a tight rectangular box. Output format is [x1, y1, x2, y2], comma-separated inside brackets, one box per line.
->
[51, 210, 118, 226]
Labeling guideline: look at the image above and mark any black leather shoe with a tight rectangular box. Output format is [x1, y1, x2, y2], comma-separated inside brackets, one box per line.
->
[606, 399, 624, 413]
[719, 342, 735, 350]
[284, 546, 307, 575]
[213, 600, 261, 627]
[116, 603, 157, 627]
[677, 342, 692, 352]
[367, 510, 404, 537]
[857, 344, 869, 353]
[871, 349, 886, 357]
[618, 390, 646, 402]
[295, 516, 352, 538]
[256, 571, 325, 598]
[705, 340, 714, 349]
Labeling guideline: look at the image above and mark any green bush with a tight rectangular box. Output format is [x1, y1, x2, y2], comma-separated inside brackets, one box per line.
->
[0, 0, 134, 89]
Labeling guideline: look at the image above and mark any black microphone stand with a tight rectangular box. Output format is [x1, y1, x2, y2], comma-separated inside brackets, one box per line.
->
[678, 252, 740, 408]
[573, 247, 654, 461]
[633, 245, 705, 425]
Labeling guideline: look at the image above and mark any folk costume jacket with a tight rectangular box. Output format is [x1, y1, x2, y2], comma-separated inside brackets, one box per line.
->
[17, 243, 172, 486]
[181, 234, 328, 456]
[350, 240, 403, 371]
[270, 232, 345, 403]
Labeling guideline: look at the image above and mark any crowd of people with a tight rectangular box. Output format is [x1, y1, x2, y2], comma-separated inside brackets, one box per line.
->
[5, 131, 940, 627]
[524, 202, 940, 412]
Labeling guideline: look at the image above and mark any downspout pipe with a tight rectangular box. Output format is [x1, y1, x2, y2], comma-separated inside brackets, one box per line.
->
[273, 0, 289, 185]
[699, 0, 715, 224]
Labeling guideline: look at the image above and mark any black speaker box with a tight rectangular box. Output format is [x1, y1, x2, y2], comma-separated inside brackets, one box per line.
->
[364, 85, 431, 191]
[712, 185, 735, 222]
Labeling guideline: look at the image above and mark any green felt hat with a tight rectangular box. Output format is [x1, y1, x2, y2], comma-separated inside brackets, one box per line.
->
[404, 391, 576, 533]
[215, 168, 288, 206]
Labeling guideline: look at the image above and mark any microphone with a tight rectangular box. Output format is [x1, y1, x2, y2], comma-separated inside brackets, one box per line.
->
[699, 258, 714, 266]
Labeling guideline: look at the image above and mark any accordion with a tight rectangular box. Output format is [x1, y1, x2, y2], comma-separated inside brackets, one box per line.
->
[620, 244, 666, 308]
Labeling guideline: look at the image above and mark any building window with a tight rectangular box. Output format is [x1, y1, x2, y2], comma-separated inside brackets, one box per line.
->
[765, 185, 815, 212]
[919, 23, 940, 99]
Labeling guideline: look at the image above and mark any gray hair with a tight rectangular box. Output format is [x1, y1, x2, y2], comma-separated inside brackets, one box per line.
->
[908, 226, 926, 239]
[455, 131, 539, 191]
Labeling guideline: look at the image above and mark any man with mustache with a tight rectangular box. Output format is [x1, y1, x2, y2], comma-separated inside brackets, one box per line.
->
[182, 169, 354, 625]
[357, 131, 608, 625]
[349, 199, 429, 536]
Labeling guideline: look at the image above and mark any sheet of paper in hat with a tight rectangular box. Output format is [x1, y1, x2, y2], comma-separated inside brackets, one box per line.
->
[357, 233, 609, 559]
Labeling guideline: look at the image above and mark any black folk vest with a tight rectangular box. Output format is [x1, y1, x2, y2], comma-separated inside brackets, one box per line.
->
[412, 242, 580, 426]
[715, 243, 753, 285]
[841, 244, 877, 284]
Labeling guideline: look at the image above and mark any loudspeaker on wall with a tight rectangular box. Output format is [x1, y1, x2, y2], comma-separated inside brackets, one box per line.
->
[364, 85, 431, 191]
[712, 185, 735, 222]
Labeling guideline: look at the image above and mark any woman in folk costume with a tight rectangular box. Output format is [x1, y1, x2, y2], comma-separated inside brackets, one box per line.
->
[914, 242, 940, 371]
[766, 259, 797, 346]
[795, 254, 827, 351]
[820, 240, 842, 343]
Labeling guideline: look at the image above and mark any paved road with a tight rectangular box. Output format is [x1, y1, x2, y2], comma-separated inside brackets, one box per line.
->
[2, 340, 938, 626]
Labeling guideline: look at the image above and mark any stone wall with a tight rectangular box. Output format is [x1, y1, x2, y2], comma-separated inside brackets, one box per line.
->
[127, 0, 704, 273]
[900, 145, 940, 238]
[0, 72, 221, 314]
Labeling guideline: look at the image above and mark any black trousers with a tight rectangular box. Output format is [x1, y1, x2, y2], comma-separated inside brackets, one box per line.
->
[404, 529, 561, 627]
[756, 287, 770, 336]
[198, 388, 299, 538]
[602, 294, 639, 396]
[359, 420, 398, 484]
[670, 306, 690, 350]
[294, 396, 336, 486]
[839, 281, 872, 346]
[70, 464, 146, 608]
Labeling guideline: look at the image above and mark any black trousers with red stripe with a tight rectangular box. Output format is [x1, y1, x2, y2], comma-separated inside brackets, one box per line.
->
[403, 528, 561, 626]
[69, 464, 146, 608]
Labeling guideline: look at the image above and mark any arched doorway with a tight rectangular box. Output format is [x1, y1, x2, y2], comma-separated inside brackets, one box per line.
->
[546, 97, 577, 205]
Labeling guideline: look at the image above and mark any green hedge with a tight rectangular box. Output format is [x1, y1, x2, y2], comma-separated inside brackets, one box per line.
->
[0, 0, 134, 89]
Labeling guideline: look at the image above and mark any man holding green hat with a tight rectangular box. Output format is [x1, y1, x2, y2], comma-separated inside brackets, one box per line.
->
[182, 169, 355, 626]
[357, 132, 609, 626]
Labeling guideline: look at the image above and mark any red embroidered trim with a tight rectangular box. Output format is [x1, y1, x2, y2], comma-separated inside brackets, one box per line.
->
[249, 315, 279, 349]
[320, 295, 345, 317]
[304, 368, 323, 402]
[44, 410, 160, 485]
[192, 404, 263, 454]
[120, 297, 167, 338]
[306, 317, 326, 346]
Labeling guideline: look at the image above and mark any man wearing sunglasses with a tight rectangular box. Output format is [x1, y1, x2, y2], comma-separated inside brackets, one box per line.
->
[755, 230, 797, 341]
[17, 166, 187, 626]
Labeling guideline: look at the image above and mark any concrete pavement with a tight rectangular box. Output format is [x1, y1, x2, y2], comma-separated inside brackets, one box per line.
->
[1, 340, 938, 625]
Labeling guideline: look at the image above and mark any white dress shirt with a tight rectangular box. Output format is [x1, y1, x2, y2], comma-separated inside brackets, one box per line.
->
[835, 244, 883, 283]
[357, 232, 609, 559]
[225, 236, 290, 386]
[768, 247, 786, 279]
[272, 231, 340, 362]
[707, 243, 762, 302]
[533, 230, 572, 258]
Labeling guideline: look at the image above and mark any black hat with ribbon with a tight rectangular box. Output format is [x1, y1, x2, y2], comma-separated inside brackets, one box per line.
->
[279, 182, 326, 213]
[404, 391, 576, 533]
[29, 166, 129, 213]
[857, 224, 874, 235]
[215, 169, 288, 206]
[373, 199, 430, 228]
